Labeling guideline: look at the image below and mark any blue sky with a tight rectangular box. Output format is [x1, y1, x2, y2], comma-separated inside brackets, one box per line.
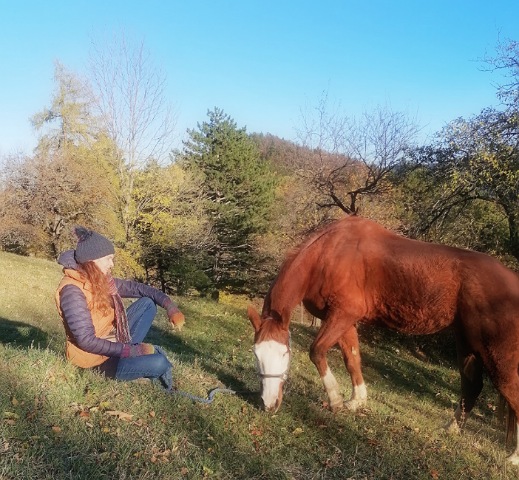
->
[1, 1, 518, 156]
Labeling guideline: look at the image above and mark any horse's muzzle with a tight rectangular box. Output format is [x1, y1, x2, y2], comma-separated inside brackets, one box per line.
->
[262, 383, 284, 413]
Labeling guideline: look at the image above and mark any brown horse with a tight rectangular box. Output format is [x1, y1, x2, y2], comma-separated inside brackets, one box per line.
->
[247, 215, 519, 464]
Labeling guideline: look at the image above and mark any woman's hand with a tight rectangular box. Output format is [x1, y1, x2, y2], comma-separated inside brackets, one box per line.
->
[169, 310, 185, 331]
[165, 301, 185, 331]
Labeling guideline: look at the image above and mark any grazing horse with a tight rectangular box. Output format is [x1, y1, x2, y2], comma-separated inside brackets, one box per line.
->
[247, 215, 519, 463]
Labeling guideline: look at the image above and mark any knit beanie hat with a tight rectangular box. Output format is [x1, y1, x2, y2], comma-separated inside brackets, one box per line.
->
[74, 226, 115, 264]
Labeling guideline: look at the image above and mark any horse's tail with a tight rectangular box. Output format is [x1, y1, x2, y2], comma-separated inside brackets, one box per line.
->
[498, 394, 517, 446]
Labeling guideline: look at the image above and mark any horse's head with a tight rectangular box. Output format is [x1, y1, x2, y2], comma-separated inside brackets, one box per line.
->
[247, 305, 291, 412]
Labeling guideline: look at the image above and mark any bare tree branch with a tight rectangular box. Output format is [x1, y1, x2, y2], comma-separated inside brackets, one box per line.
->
[88, 32, 178, 241]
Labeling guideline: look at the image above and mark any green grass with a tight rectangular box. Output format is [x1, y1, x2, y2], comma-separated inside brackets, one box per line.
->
[0, 251, 517, 479]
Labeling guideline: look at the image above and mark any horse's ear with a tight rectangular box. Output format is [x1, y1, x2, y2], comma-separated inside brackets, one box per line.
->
[247, 304, 262, 332]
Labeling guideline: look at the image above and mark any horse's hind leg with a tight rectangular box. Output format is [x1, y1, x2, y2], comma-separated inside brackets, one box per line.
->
[337, 327, 367, 411]
[491, 374, 519, 464]
[498, 385, 519, 464]
[446, 338, 484, 433]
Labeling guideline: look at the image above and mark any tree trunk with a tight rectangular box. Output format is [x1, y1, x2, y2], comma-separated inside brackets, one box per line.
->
[507, 211, 519, 261]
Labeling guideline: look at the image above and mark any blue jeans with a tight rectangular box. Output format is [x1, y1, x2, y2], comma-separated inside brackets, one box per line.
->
[96, 298, 172, 389]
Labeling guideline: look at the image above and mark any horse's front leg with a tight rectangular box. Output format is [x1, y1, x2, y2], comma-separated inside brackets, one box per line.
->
[337, 327, 367, 411]
[309, 319, 356, 413]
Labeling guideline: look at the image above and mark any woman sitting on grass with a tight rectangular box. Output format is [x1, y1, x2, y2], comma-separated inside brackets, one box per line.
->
[55, 226, 185, 389]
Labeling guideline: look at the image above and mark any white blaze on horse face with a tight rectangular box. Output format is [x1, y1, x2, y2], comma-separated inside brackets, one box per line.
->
[254, 339, 290, 411]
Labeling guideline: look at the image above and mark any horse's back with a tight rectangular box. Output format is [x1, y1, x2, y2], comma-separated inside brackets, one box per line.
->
[300, 216, 519, 335]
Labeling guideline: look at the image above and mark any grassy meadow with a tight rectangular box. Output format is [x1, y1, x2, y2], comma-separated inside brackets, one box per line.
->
[0, 251, 518, 479]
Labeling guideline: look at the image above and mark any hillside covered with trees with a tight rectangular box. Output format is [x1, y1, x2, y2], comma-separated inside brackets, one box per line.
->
[1, 38, 518, 298]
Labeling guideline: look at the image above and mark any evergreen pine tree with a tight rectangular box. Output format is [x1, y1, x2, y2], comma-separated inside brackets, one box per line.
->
[181, 108, 277, 294]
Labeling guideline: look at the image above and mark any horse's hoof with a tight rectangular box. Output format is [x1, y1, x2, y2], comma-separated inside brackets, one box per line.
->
[444, 418, 461, 434]
[344, 398, 366, 412]
[330, 402, 343, 413]
[507, 452, 519, 465]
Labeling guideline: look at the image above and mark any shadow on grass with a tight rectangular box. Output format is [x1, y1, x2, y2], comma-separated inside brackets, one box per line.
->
[0, 364, 141, 479]
[1, 306, 512, 479]
[147, 324, 262, 407]
[1, 353, 509, 479]
[0, 361, 323, 479]
[288, 321, 461, 403]
[146, 300, 463, 414]
[124, 299, 507, 475]
[0, 316, 48, 348]
[141, 302, 263, 406]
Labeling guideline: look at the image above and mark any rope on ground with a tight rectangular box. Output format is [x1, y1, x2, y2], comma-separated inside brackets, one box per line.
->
[168, 387, 237, 404]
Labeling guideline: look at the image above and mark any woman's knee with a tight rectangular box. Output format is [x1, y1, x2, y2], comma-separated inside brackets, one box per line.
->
[136, 297, 156, 313]
[127, 297, 157, 320]
[151, 352, 172, 375]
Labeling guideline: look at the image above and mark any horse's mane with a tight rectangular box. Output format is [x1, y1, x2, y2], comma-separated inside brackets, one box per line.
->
[280, 217, 348, 274]
[262, 218, 350, 320]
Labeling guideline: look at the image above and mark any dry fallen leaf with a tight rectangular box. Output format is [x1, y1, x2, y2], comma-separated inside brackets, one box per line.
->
[106, 410, 134, 421]
[3, 412, 19, 420]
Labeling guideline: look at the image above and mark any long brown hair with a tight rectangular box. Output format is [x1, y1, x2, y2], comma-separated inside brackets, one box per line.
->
[78, 261, 113, 315]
